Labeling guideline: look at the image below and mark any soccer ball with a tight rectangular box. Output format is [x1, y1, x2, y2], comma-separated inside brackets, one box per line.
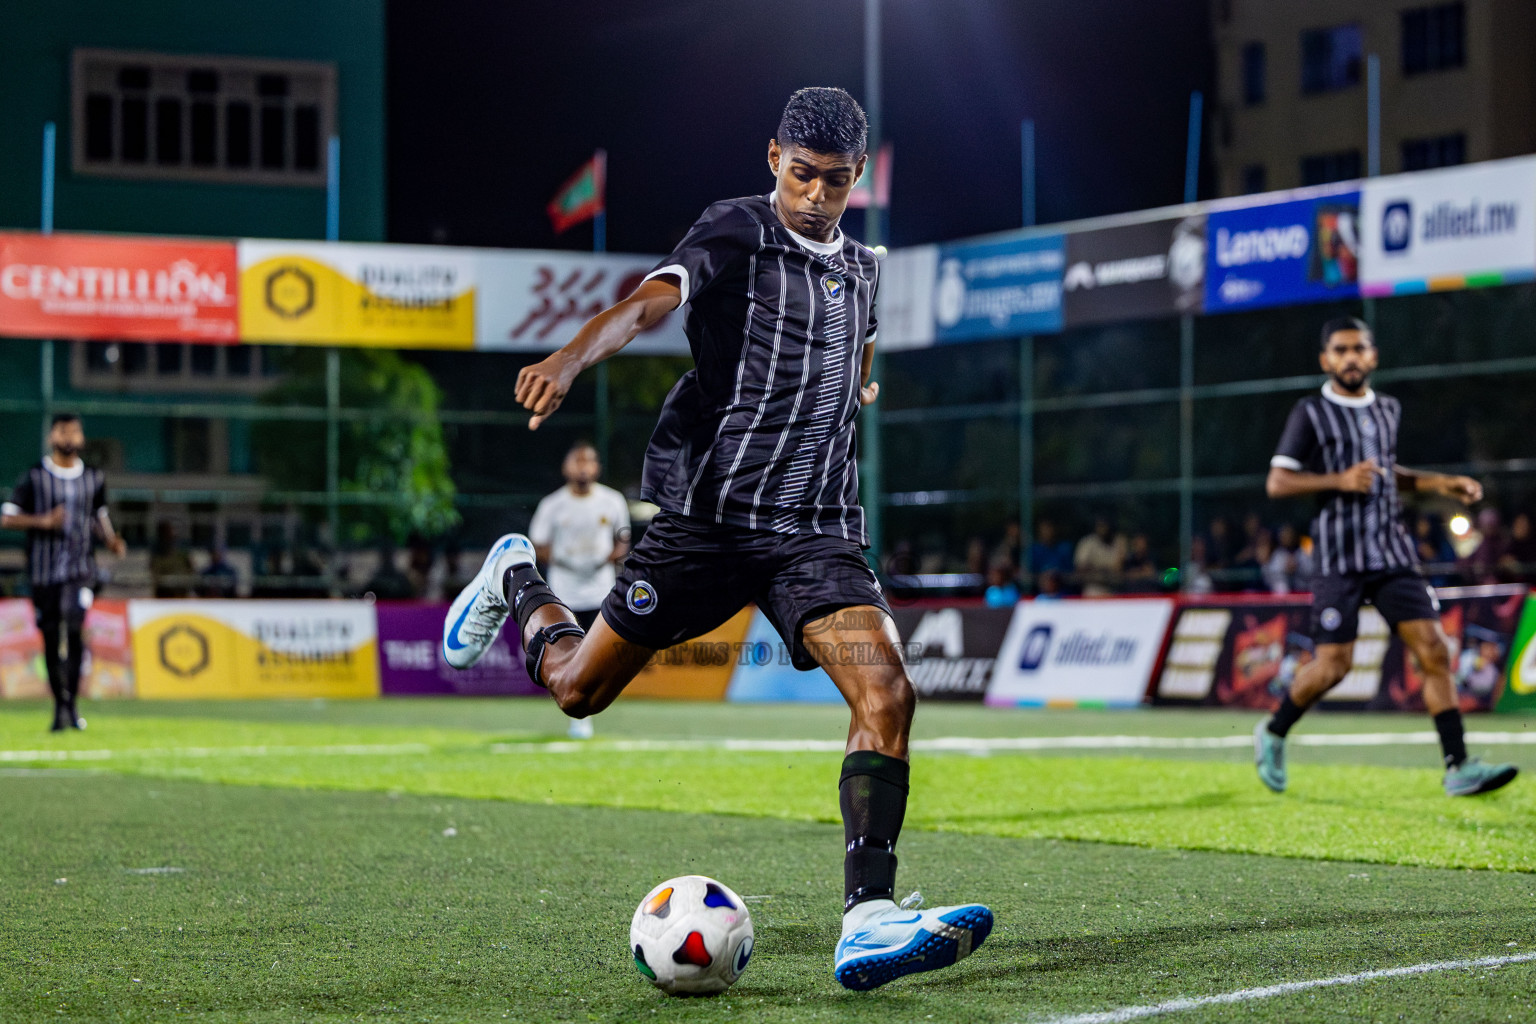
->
[630, 875, 754, 995]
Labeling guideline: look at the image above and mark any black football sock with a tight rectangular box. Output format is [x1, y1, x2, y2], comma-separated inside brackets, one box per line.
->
[503, 565, 570, 632]
[1433, 709, 1468, 769]
[64, 625, 84, 720]
[840, 751, 909, 913]
[40, 620, 67, 722]
[1267, 693, 1307, 738]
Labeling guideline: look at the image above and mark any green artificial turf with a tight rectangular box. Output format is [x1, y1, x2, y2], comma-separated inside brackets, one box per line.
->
[3, 700, 1536, 1022]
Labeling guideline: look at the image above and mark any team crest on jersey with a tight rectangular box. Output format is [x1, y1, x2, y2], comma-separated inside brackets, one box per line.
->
[626, 580, 658, 615]
[820, 272, 846, 300]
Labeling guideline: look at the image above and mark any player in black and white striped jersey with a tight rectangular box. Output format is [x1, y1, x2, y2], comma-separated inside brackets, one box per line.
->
[442, 88, 991, 988]
[2, 413, 127, 731]
[1255, 318, 1516, 797]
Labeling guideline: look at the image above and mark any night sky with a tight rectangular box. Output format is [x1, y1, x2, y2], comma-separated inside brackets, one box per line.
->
[387, 0, 1212, 255]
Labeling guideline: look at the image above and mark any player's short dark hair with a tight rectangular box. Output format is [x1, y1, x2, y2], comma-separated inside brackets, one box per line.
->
[50, 412, 80, 428]
[776, 87, 868, 157]
[1319, 316, 1372, 350]
[567, 440, 597, 457]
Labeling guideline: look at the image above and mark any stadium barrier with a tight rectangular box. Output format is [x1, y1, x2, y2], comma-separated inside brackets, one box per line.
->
[2, 591, 1530, 711]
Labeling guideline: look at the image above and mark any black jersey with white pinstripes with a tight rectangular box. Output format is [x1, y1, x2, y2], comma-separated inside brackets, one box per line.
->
[639, 194, 879, 546]
[3, 459, 109, 586]
[1271, 384, 1417, 578]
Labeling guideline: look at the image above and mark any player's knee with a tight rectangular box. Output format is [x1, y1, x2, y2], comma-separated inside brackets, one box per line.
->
[871, 667, 916, 724]
[1417, 638, 1452, 676]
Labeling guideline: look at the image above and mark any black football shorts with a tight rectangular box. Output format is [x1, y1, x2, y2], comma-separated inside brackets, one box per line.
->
[1310, 568, 1441, 645]
[600, 511, 890, 670]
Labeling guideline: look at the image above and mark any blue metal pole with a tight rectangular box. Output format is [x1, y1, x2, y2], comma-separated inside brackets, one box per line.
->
[326, 135, 341, 241]
[1021, 118, 1036, 227]
[1367, 54, 1381, 177]
[41, 122, 56, 234]
[1183, 91, 1203, 204]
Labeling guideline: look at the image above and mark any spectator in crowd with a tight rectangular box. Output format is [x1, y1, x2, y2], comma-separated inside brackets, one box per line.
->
[1121, 533, 1159, 592]
[1257, 528, 1292, 594]
[150, 520, 195, 598]
[964, 536, 987, 576]
[1460, 508, 1508, 585]
[1027, 519, 1074, 579]
[1181, 536, 1215, 595]
[365, 542, 415, 601]
[1206, 516, 1236, 570]
[884, 539, 916, 576]
[1075, 516, 1126, 597]
[1502, 512, 1536, 584]
[990, 520, 1023, 576]
[1274, 523, 1313, 592]
[440, 543, 472, 600]
[1234, 512, 1265, 570]
[1415, 514, 1457, 587]
[199, 544, 239, 598]
[983, 565, 1020, 608]
[406, 533, 437, 599]
[1036, 569, 1065, 600]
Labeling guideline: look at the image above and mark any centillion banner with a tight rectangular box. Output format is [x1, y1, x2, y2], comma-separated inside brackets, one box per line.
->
[238, 241, 475, 348]
[129, 600, 379, 699]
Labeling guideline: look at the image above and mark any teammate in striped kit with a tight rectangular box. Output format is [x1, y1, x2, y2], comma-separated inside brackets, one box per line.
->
[2, 414, 126, 731]
[443, 87, 991, 988]
[1255, 318, 1517, 797]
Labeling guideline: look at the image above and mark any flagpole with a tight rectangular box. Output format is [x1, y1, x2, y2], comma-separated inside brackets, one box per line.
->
[592, 148, 610, 470]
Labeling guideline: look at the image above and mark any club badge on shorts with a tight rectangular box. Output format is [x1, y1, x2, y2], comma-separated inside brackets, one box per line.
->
[1320, 607, 1343, 631]
[626, 580, 658, 615]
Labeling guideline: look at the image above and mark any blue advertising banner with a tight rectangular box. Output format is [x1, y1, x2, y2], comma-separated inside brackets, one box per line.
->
[932, 234, 1064, 342]
[1205, 192, 1361, 313]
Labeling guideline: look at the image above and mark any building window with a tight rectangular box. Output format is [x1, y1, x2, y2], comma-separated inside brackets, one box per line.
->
[74, 342, 273, 394]
[1240, 164, 1267, 194]
[72, 49, 334, 186]
[1300, 24, 1363, 94]
[1402, 3, 1465, 75]
[1242, 42, 1266, 105]
[1300, 150, 1362, 186]
[1402, 133, 1466, 171]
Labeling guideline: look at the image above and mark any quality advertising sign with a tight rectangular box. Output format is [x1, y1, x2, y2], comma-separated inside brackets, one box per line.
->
[985, 598, 1175, 707]
[1062, 216, 1205, 327]
[1360, 156, 1536, 295]
[238, 241, 476, 348]
[931, 234, 1064, 342]
[130, 600, 379, 699]
[1205, 191, 1361, 313]
[0, 233, 237, 342]
[474, 250, 688, 354]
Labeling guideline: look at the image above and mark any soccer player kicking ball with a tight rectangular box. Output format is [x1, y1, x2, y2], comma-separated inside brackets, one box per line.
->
[443, 87, 991, 989]
[1256, 317, 1517, 797]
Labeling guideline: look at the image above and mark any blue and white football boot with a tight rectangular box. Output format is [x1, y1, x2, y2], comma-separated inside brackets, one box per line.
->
[834, 892, 993, 991]
[442, 533, 535, 670]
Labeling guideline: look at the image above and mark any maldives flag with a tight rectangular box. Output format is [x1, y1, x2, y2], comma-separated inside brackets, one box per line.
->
[547, 149, 606, 233]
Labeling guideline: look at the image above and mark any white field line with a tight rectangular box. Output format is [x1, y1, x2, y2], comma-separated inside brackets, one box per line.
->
[1032, 951, 1536, 1024]
[3, 731, 1533, 763]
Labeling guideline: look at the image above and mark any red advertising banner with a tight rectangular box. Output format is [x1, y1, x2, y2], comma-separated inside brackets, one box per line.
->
[0, 232, 238, 342]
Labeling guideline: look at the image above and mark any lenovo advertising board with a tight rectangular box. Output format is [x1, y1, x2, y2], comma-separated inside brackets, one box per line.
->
[0, 233, 237, 342]
[985, 598, 1175, 707]
[1360, 156, 1536, 295]
[932, 234, 1064, 341]
[1205, 191, 1361, 313]
[1062, 216, 1205, 327]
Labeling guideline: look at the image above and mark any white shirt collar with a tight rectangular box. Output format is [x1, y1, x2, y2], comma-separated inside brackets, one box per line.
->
[43, 456, 84, 480]
[1321, 382, 1376, 408]
[769, 195, 845, 255]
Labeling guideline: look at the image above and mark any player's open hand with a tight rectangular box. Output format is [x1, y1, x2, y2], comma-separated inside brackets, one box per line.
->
[1439, 475, 1483, 505]
[860, 380, 879, 407]
[515, 354, 577, 430]
[1337, 459, 1384, 494]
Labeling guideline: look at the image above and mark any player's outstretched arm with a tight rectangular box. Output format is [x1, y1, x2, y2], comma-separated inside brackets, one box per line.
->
[1266, 460, 1382, 499]
[514, 277, 683, 430]
[1394, 466, 1483, 504]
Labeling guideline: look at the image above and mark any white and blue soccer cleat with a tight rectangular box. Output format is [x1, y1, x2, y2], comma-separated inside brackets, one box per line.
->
[834, 892, 993, 991]
[441, 533, 535, 670]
